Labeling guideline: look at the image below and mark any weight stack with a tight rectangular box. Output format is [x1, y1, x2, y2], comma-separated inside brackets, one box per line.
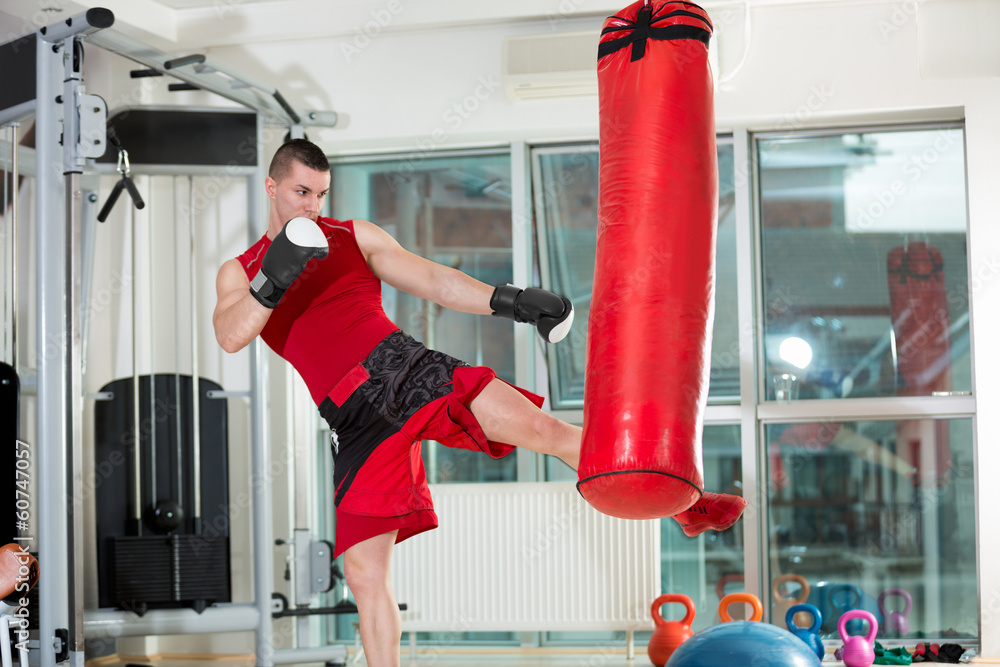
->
[95, 374, 231, 613]
[111, 534, 229, 615]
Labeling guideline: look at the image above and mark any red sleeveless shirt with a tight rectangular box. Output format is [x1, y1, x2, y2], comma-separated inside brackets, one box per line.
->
[237, 217, 399, 405]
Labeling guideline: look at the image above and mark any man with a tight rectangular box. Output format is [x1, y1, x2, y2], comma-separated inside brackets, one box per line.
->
[213, 139, 746, 665]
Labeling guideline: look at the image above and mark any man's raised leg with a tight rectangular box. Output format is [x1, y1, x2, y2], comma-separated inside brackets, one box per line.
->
[344, 531, 401, 666]
[467, 378, 747, 534]
[468, 378, 582, 469]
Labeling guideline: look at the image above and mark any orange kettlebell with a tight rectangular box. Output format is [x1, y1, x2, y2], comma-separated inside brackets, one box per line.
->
[719, 592, 763, 622]
[715, 574, 746, 621]
[648, 593, 696, 666]
[773, 574, 811, 629]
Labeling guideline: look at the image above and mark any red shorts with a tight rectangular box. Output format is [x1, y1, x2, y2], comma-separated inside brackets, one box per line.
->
[319, 331, 543, 557]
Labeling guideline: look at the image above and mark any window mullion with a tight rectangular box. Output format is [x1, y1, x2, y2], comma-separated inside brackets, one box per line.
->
[758, 395, 976, 423]
[733, 127, 764, 603]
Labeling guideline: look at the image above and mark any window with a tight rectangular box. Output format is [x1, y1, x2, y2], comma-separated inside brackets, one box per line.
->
[534, 139, 746, 645]
[662, 424, 744, 632]
[324, 150, 520, 645]
[766, 418, 975, 639]
[534, 138, 740, 408]
[758, 127, 970, 401]
[329, 150, 517, 484]
[533, 145, 597, 410]
[756, 124, 975, 642]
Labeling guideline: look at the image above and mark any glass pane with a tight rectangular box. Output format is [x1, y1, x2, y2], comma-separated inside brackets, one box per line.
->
[536, 146, 598, 409]
[660, 424, 745, 633]
[711, 142, 739, 398]
[330, 153, 516, 483]
[766, 418, 975, 641]
[758, 127, 970, 400]
[536, 139, 740, 408]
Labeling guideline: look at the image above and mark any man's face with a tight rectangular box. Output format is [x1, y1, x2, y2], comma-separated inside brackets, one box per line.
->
[267, 161, 331, 223]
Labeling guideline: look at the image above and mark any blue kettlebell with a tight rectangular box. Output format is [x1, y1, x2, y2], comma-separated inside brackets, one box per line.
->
[786, 603, 825, 660]
[830, 584, 865, 634]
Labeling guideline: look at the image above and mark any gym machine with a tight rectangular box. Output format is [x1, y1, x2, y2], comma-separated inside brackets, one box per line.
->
[0, 8, 345, 666]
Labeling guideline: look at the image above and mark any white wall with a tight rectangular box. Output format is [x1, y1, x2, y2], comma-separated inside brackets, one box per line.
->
[155, 1, 1000, 143]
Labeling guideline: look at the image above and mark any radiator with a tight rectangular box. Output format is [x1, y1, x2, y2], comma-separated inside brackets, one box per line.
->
[391, 482, 661, 632]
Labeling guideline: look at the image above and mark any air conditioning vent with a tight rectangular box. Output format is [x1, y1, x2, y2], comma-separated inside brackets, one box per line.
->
[502, 31, 599, 101]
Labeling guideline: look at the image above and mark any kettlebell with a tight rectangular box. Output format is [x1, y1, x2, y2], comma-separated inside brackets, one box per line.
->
[715, 574, 745, 621]
[877, 588, 913, 636]
[786, 603, 825, 660]
[719, 592, 763, 623]
[773, 573, 811, 629]
[648, 594, 695, 667]
[829, 583, 864, 634]
[838, 609, 878, 667]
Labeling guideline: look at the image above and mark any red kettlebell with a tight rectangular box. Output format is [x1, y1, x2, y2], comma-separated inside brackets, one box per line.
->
[648, 594, 696, 666]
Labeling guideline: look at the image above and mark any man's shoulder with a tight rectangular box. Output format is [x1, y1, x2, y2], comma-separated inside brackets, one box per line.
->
[218, 256, 251, 288]
[236, 233, 269, 264]
[317, 216, 354, 235]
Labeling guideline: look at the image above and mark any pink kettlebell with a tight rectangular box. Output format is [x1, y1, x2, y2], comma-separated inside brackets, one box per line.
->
[838, 609, 878, 667]
[878, 588, 913, 636]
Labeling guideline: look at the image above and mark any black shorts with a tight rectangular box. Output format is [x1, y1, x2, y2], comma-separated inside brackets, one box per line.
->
[318, 330, 543, 556]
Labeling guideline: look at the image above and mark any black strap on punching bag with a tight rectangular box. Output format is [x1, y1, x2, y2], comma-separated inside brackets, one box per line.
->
[598, 3, 712, 61]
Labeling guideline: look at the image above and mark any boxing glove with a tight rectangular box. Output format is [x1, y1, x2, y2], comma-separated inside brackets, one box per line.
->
[490, 284, 574, 343]
[250, 217, 329, 308]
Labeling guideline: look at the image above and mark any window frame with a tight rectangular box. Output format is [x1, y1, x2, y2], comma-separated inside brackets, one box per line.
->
[531, 137, 742, 414]
[745, 122, 976, 634]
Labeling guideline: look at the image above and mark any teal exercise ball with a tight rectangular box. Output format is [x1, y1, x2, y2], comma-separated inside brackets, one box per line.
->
[666, 620, 822, 667]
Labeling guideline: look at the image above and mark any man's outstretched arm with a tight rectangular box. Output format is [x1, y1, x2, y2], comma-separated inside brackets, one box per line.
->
[354, 219, 494, 313]
[353, 219, 573, 343]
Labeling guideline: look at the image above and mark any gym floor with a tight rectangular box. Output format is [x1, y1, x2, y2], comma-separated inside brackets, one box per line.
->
[92, 656, 643, 667]
[87, 653, 882, 666]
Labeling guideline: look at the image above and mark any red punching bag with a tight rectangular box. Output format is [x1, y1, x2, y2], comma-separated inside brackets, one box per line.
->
[578, 0, 718, 520]
[888, 241, 952, 396]
[887, 241, 953, 484]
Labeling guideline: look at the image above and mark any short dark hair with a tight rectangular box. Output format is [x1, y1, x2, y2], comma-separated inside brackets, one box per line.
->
[268, 138, 330, 182]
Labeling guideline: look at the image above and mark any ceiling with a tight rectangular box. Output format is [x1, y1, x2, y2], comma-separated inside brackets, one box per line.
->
[150, 0, 306, 6]
[1, 0, 620, 52]
[3, 0, 917, 61]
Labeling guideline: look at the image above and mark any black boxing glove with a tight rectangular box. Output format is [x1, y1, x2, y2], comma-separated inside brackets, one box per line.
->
[490, 284, 574, 343]
[250, 217, 329, 308]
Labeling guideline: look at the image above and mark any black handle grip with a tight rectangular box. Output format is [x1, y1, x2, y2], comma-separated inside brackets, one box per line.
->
[96, 179, 125, 223]
[164, 54, 205, 70]
[122, 176, 145, 210]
